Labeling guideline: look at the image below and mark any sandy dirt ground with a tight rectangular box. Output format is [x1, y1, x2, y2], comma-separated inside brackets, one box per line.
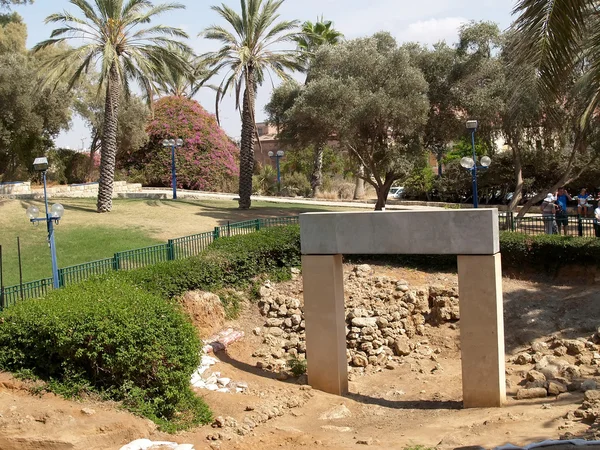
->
[1, 265, 599, 450]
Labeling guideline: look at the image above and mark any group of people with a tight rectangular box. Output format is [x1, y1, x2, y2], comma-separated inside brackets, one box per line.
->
[541, 187, 600, 236]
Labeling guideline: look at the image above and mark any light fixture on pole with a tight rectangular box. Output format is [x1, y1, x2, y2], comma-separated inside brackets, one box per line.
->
[162, 138, 184, 199]
[27, 157, 65, 289]
[460, 120, 491, 208]
[268, 150, 285, 193]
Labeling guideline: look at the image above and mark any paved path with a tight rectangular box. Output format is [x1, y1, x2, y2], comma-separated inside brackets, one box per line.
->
[127, 188, 445, 211]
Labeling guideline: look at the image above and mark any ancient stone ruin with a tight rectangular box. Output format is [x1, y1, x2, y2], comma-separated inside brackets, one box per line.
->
[254, 265, 460, 372]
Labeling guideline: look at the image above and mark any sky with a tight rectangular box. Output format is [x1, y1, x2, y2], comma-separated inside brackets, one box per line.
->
[12, 0, 517, 149]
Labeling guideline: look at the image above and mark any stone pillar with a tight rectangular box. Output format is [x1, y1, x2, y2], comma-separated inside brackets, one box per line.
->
[457, 253, 506, 408]
[302, 254, 348, 395]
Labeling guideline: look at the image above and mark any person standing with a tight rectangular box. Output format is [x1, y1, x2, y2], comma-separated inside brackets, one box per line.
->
[541, 193, 558, 235]
[555, 187, 572, 235]
[595, 201, 600, 238]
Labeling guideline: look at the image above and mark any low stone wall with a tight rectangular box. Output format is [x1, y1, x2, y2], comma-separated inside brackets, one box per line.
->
[0, 181, 143, 199]
[0, 182, 31, 195]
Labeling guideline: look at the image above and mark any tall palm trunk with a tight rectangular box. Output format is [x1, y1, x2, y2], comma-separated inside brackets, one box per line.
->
[97, 63, 120, 213]
[310, 142, 324, 197]
[238, 66, 256, 210]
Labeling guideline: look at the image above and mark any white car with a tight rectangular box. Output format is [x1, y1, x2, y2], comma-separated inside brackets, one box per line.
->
[388, 186, 405, 199]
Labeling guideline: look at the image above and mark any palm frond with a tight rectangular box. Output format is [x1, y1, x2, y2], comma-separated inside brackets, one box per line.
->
[511, 0, 591, 97]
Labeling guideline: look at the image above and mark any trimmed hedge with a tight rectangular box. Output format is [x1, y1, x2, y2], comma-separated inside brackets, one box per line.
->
[122, 225, 301, 299]
[500, 232, 600, 271]
[0, 277, 211, 431]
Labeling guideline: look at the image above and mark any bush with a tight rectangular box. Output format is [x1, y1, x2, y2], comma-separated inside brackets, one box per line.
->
[500, 232, 600, 271]
[282, 171, 311, 197]
[123, 96, 239, 191]
[0, 277, 211, 431]
[123, 225, 302, 299]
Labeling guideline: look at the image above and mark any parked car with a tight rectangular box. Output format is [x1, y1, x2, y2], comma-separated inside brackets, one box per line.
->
[388, 186, 405, 199]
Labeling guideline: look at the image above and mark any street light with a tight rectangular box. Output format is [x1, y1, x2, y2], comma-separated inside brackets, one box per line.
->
[268, 150, 285, 193]
[162, 138, 184, 199]
[460, 120, 492, 208]
[28, 157, 65, 289]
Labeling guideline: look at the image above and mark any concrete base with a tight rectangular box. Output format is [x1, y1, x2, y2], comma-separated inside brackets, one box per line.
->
[458, 253, 506, 407]
[302, 255, 348, 395]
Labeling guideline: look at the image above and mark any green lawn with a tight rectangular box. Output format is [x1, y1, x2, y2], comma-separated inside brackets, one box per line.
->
[0, 197, 354, 286]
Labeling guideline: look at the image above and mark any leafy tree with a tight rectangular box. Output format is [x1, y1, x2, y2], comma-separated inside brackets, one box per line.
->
[125, 96, 238, 191]
[413, 42, 462, 176]
[510, 0, 600, 216]
[74, 78, 149, 179]
[0, 0, 32, 8]
[0, 13, 71, 181]
[304, 34, 429, 210]
[34, 0, 190, 213]
[202, 0, 301, 209]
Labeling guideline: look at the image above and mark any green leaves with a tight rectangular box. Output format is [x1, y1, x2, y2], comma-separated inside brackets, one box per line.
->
[33, 0, 190, 102]
[0, 276, 210, 431]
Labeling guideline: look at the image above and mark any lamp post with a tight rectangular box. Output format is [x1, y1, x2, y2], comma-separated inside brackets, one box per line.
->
[461, 120, 491, 208]
[162, 138, 184, 199]
[27, 157, 65, 289]
[268, 150, 285, 193]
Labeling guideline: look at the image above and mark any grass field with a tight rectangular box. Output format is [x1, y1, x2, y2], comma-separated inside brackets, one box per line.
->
[0, 197, 352, 286]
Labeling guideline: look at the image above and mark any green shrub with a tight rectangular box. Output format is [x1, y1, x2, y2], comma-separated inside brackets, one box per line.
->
[0, 277, 211, 431]
[288, 356, 307, 377]
[123, 225, 301, 299]
[500, 232, 600, 271]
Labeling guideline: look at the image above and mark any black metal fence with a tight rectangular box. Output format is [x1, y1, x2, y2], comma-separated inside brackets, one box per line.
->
[499, 212, 599, 238]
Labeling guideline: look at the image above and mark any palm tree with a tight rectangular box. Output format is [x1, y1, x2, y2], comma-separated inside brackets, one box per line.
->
[294, 16, 344, 74]
[34, 0, 190, 213]
[294, 17, 343, 197]
[202, 0, 300, 210]
[151, 45, 215, 99]
[511, 0, 597, 121]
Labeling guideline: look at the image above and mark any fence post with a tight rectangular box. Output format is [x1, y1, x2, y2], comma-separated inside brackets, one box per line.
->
[0, 287, 4, 311]
[113, 253, 121, 271]
[213, 227, 220, 240]
[167, 239, 175, 261]
[578, 216, 584, 237]
[255, 219, 261, 231]
[58, 268, 65, 288]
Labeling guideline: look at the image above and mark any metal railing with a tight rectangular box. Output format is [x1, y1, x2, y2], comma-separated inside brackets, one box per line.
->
[0, 216, 299, 309]
[499, 212, 599, 238]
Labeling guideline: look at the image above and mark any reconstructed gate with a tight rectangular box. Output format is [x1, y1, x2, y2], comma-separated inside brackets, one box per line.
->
[300, 209, 505, 408]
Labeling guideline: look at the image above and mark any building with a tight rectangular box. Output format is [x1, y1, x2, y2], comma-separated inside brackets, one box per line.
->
[254, 122, 280, 168]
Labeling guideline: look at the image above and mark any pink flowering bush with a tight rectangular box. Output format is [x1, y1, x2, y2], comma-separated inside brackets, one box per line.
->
[121, 96, 239, 191]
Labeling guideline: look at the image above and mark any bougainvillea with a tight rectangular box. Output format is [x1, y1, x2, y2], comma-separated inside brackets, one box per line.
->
[121, 96, 239, 191]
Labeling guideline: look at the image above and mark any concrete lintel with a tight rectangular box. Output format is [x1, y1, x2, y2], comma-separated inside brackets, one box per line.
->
[300, 209, 499, 256]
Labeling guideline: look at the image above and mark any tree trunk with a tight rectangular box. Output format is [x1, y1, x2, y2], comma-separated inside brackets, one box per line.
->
[354, 164, 365, 200]
[508, 139, 523, 212]
[515, 138, 584, 219]
[238, 66, 256, 210]
[374, 178, 394, 211]
[310, 142, 325, 198]
[96, 63, 120, 213]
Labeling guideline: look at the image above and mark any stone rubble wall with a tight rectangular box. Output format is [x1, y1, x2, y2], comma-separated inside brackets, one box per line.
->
[0, 181, 143, 199]
[255, 264, 460, 370]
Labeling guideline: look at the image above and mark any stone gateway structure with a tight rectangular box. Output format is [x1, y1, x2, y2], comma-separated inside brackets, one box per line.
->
[299, 209, 505, 408]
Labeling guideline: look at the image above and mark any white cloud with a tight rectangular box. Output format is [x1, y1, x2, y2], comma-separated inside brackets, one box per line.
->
[396, 17, 467, 46]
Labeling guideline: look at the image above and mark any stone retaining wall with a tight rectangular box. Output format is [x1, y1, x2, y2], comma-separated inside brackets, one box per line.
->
[0, 181, 142, 199]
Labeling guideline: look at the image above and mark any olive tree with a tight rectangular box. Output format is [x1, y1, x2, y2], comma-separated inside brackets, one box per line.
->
[304, 33, 429, 210]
